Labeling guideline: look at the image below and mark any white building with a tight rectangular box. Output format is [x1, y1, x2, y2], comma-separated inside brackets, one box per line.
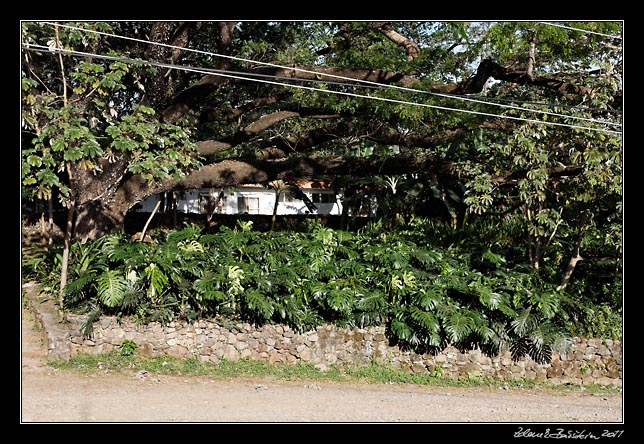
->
[135, 181, 376, 217]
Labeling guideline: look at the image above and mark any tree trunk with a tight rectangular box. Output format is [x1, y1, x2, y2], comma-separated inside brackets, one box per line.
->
[42, 197, 54, 245]
[559, 217, 587, 290]
[73, 200, 129, 242]
[560, 254, 583, 290]
[58, 204, 75, 322]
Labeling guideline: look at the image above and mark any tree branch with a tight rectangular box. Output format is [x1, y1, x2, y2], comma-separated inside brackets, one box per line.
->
[369, 22, 420, 61]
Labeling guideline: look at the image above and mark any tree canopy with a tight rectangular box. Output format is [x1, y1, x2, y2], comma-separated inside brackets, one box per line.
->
[21, 21, 622, 237]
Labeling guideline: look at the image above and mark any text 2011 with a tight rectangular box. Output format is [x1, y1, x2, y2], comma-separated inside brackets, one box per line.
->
[602, 430, 624, 439]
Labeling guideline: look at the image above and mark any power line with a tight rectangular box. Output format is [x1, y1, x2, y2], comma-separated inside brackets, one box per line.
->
[43, 22, 621, 127]
[470, 94, 621, 115]
[37, 22, 622, 128]
[538, 21, 623, 40]
[24, 24, 621, 135]
[23, 43, 621, 136]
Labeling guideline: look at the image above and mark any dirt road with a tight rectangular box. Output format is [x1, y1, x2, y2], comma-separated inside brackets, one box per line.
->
[21, 302, 624, 425]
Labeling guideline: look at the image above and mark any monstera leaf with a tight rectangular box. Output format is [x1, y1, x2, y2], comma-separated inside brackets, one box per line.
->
[97, 269, 127, 308]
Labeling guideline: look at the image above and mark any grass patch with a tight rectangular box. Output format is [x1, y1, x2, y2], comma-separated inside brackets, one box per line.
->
[51, 352, 349, 382]
[48, 351, 622, 395]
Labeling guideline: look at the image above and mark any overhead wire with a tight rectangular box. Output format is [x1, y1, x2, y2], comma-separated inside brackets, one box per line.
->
[537, 21, 622, 39]
[34, 21, 622, 130]
[470, 94, 621, 115]
[39, 21, 622, 129]
[24, 22, 622, 135]
[36, 21, 623, 126]
[24, 42, 621, 136]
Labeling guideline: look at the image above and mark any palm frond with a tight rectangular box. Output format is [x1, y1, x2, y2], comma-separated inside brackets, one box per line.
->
[63, 270, 98, 297]
[78, 306, 103, 339]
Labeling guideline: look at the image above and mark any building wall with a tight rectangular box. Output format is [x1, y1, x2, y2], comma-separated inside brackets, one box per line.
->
[136, 187, 344, 216]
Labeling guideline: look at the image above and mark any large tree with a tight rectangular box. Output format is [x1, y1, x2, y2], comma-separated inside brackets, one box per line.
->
[21, 21, 622, 255]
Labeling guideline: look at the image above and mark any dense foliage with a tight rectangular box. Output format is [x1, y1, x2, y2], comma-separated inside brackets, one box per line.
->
[23, 218, 621, 363]
[21, 21, 622, 363]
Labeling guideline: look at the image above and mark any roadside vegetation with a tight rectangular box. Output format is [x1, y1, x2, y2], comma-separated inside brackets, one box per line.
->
[23, 215, 622, 365]
[47, 348, 621, 395]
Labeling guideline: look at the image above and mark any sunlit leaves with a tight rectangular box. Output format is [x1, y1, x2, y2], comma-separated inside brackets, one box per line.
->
[444, 310, 475, 342]
[177, 239, 205, 254]
[26, 216, 584, 361]
[227, 265, 245, 297]
[464, 172, 496, 215]
[22, 29, 201, 207]
[35, 169, 60, 188]
[511, 307, 534, 336]
[97, 269, 127, 308]
[26, 155, 42, 167]
[50, 137, 67, 152]
[145, 263, 169, 299]
[81, 139, 103, 158]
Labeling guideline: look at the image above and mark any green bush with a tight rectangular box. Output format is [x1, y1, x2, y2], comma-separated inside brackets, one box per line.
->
[23, 219, 622, 363]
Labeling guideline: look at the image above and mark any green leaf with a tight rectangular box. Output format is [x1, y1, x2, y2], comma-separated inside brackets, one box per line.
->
[444, 311, 475, 343]
[409, 306, 440, 334]
[354, 290, 387, 311]
[63, 146, 83, 161]
[112, 136, 134, 151]
[27, 155, 42, 167]
[244, 289, 274, 319]
[66, 127, 84, 140]
[136, 105, 156, 115]
[81, 139, 103, 158]
[35, 169, 60, 187]
[50, 138, 66, 151]
[390, 318, 413, 340]
[145, 263, 169, 297]
[97, 269, 127, 308]
[478, 289, 507, 310]
[327, 286, 354, 312]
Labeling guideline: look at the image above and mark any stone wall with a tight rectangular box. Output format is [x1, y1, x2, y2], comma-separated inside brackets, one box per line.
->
[65, 313, 622, 388]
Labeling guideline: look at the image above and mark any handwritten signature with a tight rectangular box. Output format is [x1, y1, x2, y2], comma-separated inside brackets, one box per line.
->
[514, 427, 624, 439]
